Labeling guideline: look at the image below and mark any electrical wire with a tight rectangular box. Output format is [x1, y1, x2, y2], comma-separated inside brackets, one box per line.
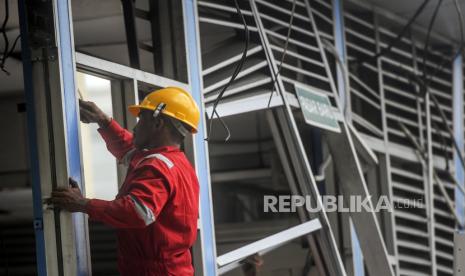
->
[206, 0, 249, 142]
[266, 0, 297, 108]
[397, 120, 464, 228]
[1, 0, 10, 74]
[418, 0, 465, 171]
[421, 0, 444, 87]
[351, 0, 430, 68]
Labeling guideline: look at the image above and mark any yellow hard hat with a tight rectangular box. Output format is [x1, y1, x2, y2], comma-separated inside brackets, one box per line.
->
[128, 87, 200, 133]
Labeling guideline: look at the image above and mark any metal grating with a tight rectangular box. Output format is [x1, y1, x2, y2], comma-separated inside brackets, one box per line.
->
[254, 0, 336, 103]
[198, 0, 274, 107]
[344, 3, 383, 137]
[378, 20, 423, 151]
[390, 156, 432, 276]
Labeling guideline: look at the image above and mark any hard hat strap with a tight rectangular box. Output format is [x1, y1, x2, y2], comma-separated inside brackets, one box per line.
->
[169, 117, 189, 137]
[153, 102, 166, 118]
[153, 102, 189, 136]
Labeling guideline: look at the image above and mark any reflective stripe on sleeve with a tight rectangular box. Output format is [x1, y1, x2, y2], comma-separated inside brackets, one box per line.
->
[129, 194, 156, 226]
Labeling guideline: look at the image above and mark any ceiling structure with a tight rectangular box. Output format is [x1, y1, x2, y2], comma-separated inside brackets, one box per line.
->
[0, 0, 464, 96]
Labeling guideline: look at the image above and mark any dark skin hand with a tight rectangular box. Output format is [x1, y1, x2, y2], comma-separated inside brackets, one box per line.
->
[79, 99, 111, 128]
[48, 178, 89, 213]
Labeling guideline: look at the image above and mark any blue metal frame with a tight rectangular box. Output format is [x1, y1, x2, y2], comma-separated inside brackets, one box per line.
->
[453, 54, 464, 230]
[55, 0, 90, 274]
[183, 0, 218, 275]
[17, 0, 47, 274]
[333, 0, 364, 274]
[333, 0, 347, 108]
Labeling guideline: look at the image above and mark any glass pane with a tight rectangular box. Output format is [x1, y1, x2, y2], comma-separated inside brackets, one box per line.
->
[77, 72, 118, 200]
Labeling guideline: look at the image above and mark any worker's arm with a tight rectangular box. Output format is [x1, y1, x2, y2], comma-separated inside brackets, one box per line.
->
[85, 166, 170, 228]
[50, 168, 170, 229]
[97, 119, 135, 161]
[80, 99, 135, 160]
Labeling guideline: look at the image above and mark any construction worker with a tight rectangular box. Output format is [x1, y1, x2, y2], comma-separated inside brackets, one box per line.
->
[49, 87, 201, 275]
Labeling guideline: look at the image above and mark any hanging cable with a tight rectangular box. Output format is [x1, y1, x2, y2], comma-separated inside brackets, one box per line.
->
[1, 0, 10, 74]
[266, 0, 297, 108]
[417, 0, 465, 170]
[350, 0, 430, 69]
[372, 0, 465, 172]
[206, 0, 249, 142]
[421, 0, 444, 87]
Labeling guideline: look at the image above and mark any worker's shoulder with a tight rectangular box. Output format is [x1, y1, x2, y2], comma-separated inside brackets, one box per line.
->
[136, 151, 192, 173]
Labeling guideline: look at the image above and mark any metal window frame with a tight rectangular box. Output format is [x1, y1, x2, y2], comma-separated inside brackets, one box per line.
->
[183, 1, 218, 275]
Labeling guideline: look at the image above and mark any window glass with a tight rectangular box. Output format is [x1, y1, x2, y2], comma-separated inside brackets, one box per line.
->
[77, 72, 118, 200]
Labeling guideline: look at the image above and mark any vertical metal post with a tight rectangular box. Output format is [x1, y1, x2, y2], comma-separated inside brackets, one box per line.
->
[425, 92, 437, 276]
[453, 54, 464, 229]
[17, 0, 47, 274]
[374, 12, 399, 276]
[350, 219, 364, 276]
[183, 0, 218, 275]
[332, 0, 350, 121]
[18, 0, 91, 274]
[332, 1, 362, 275]
[55, 1, 91, 273]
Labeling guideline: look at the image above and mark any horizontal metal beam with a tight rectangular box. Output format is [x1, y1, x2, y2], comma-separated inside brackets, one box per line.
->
[216, 218, 322, 267]
[75, 52, 189, 91]
[211, 168, 271, 183]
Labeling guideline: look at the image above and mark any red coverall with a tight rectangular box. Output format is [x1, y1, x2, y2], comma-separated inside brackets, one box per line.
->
[86, 119, 199, 275]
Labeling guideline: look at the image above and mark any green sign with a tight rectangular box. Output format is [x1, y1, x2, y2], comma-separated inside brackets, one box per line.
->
[295, 83, 341, 133]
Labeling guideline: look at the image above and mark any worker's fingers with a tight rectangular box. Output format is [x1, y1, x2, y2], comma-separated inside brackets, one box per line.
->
[79, 112, 93, 124]
[80, 108, 97, 122]
[69, 178, 79, 188]
[79, 99, 99, 112]
[80, 106, 94, 117]
[79, 109, 89, 120]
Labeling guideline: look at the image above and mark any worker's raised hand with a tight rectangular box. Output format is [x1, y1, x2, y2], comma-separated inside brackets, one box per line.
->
[48, 178, 89, 213]
[79, 99, 111, 128]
